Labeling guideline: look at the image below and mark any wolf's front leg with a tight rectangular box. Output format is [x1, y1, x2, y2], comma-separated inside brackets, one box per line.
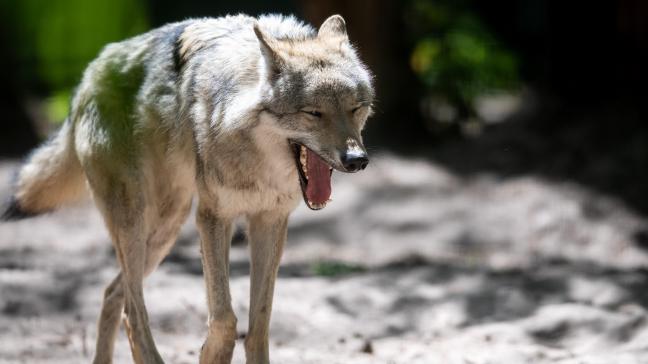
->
[196, 204, 238, 364]
[245, 212, 289, 364]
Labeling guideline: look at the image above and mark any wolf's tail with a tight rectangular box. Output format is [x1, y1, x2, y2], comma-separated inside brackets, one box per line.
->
[2, 119, 87, 220]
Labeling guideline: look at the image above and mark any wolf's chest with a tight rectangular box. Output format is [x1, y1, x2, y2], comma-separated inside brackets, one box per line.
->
[202, 114, 304, 216]
[211, 167, 301, 217]
[206, 144, 301, 216]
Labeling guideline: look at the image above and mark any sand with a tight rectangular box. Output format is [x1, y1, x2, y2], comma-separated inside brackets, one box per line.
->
[1, 154, 648, 364]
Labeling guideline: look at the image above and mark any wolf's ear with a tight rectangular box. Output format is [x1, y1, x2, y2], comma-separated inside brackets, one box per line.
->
[254, 23, 284, 80]
[318, 15, 348, 40]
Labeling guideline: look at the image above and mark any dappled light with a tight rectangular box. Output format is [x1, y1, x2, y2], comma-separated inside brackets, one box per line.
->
[1, 1, 647, 363]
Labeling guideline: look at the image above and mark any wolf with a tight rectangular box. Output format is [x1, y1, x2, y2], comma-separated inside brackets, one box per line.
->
[2, 13, 373, 364]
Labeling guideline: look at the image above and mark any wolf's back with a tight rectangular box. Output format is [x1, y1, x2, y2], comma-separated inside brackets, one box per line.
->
[2, 119, 87, 220]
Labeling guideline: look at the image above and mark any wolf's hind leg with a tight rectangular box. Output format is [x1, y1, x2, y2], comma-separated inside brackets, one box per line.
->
[93, 273, 124, 364]
[86, 175, 164, 364]
[109, 214, 164, 364]
[91, 194, 191, 363]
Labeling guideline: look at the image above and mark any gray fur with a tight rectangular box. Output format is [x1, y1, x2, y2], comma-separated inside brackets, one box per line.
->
[4, 13, 374, 364]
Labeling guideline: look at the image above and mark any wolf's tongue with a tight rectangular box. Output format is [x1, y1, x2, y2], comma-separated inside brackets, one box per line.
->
[305, 149, 331, 205]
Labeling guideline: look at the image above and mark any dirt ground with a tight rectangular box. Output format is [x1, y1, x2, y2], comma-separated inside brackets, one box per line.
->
[2, 153, 648, 364]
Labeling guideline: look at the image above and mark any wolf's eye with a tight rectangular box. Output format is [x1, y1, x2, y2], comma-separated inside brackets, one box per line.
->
[351, 103, 369, 114]
[302, 110, 322, 118]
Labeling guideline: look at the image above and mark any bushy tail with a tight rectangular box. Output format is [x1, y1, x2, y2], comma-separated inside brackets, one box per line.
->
[2, 120, 87, 220]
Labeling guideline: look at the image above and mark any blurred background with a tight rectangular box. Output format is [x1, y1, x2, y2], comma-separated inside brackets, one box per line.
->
[1, 1, 648, 363]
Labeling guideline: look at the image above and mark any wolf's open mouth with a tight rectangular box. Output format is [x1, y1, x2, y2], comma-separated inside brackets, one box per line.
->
[291, 143, 333, 210]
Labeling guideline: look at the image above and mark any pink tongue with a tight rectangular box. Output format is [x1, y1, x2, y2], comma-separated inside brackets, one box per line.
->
[305, 149, 331, 205]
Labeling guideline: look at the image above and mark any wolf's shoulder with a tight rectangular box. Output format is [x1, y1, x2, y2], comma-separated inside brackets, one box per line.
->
[170, 13, 316, 43]
[93, 14, 315, 58]
[255, 14, 316, 40]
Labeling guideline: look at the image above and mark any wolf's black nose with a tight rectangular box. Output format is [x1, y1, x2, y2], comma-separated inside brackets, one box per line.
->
[342, 151, 369, 172]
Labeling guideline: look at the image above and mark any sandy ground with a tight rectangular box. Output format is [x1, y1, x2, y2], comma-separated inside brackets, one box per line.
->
[2, 154, 648, 364]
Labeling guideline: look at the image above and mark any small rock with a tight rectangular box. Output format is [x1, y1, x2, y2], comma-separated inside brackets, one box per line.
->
[360, 340, 373, 354]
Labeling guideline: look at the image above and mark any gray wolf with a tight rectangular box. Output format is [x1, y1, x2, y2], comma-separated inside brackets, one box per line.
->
[2, 13, 374, 364]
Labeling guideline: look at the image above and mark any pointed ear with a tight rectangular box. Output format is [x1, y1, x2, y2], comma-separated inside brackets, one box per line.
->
[253, 23, 283, 79]
[318, 14, 348, 40]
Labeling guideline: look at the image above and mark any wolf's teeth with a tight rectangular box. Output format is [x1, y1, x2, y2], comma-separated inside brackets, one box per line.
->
[299, 146, 308, 178]
[309, 201, 327, 209]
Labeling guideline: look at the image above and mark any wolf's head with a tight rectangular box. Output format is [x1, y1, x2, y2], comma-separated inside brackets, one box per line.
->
[254, 15, 374, 210]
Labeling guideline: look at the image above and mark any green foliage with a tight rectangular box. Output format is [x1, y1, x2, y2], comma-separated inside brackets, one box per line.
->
[45, 90, 72, 125]
[407, 0, 520, 117]
[2, 0, 149, 123]
[8, 0, 149, 89]
[312, 261, 366, 277]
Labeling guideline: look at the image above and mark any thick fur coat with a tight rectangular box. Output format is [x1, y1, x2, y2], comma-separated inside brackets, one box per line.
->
[3, 14, 374, 364]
